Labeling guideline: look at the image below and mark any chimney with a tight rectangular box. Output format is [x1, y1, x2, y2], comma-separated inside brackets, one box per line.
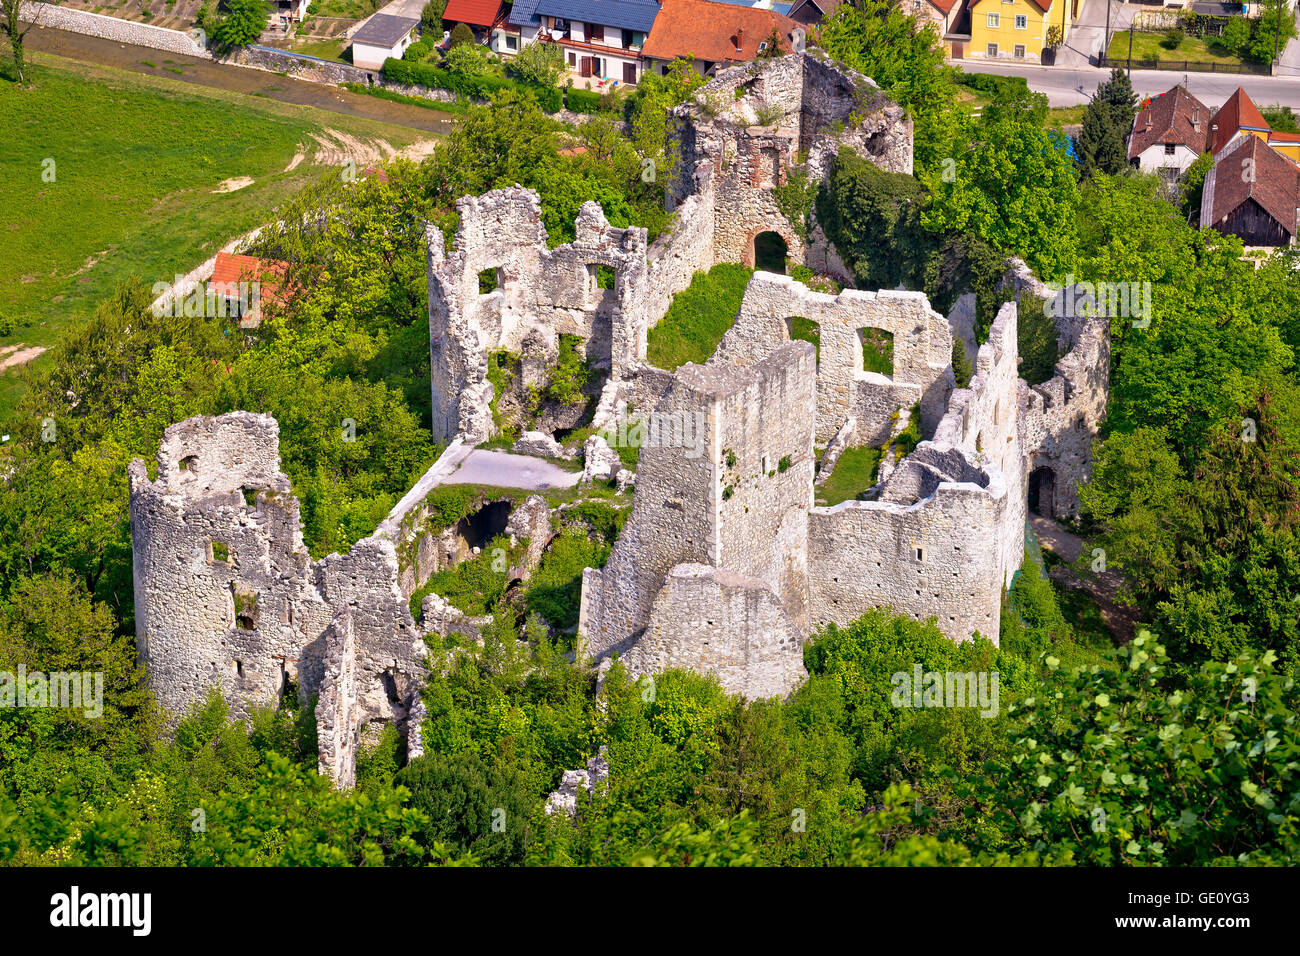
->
[735, 26, 744, 52]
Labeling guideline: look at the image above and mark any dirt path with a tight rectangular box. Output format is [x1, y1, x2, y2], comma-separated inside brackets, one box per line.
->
[1030, 514, 1141, 643]
[0, 345, 49, 373]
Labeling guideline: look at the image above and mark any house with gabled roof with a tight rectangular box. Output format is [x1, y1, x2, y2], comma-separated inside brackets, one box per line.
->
[963, 0, 1076, 63]
[1200, 134, 1300, 247]
[530, 0, 661, 86]
[641, 0, 798, 77]
[1128, 85, 1211, 179]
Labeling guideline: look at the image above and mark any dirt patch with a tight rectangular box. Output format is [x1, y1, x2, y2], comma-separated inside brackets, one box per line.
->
[213, 176, 255, 193]
[284, 151, 306, 172]
[0, 345, 48, 374]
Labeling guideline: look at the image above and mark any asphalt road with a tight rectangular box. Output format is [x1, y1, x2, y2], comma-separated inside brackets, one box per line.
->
[960, 58, 1300, 110]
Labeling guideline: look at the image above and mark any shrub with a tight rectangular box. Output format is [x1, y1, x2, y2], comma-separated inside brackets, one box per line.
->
[449, 22, 475, 48]
[1220, 15, 1250, 55]
[566, 87, 604, 113]
[209, 0, 268, 52]
[1162, 27, 1185, 49]
[421, 0, 445, 34]
[443, 41, 496, 77]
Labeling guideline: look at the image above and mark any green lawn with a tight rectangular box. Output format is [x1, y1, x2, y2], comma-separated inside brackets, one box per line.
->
[645, 263, 753, 370]
[0, 53, 426, 421]
[1105, 31, 1255, 67]
[816, 445, 882, 507]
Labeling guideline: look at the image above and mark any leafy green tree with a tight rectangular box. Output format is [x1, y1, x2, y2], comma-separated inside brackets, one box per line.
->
[420, 0, 445, 35]
[1251, 0, 1297, 63]
[210, 0, 269, 52]
[396, 751, 533, 864]
[816, 0, 962, 175]
[1221, 15, 1250, 55]
[1076, 93, 1127, 178]
[507, 38, 565, 87]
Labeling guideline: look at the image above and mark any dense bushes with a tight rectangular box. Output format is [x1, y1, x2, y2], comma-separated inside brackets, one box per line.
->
[565, 87, 603, 113]
[382, 57, 563, 112]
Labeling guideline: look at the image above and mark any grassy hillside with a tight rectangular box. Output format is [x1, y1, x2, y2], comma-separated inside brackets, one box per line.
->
[0, 54, 427, 423]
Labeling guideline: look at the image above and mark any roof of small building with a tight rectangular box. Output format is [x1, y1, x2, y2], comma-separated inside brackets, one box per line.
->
[1128, 85, 1211, 159]
[532, 0, 662, 32]
[641, 0, 796, 63]
[509, 0, 543, 26]
[210, 252, 291, 307]
[443, 0, 506, 26]
[1206, 134, 1300, 237]
[1208, 86, 1271, 156]
[786, 0, 846, 17]
[351, 13, 420, 48]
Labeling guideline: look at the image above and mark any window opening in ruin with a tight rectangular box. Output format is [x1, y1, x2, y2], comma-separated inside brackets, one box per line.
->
[975, 433, 984, 454]
[234, 590, 258, 631]
[1028, 466, 1056, 517]
[179, 455, 198, 473]
[786, 316, 820, 366]
[859, 328, 895, 377]
[595, 264, 617, 290]
[457, 500, 513, 556]
[478, 267, 501, 295]
[233, 659, 244, 678]
[915, 547, 924, 562]
[210, 540, 231, 564]
[754, 231, 788, 274]
[241, 487, 258, 507]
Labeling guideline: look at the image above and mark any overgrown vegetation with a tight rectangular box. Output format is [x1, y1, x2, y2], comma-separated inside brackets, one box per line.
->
[645, 264, 754, 370]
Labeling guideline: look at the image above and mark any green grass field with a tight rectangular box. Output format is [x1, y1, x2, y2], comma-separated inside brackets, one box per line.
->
[1105, 31, 1254, 67]
[0, 53, 427, 420]
[816, 445, 882, 507]
[645, 264, 753, 371]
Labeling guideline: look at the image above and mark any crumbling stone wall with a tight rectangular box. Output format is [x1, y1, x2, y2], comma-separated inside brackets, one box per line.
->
[427, 192, 654, 444]
[579, 343, 816, 696]
[129, 413, 428, 787]
[669, 52, 912, 269]
[712, 272, 954, 445]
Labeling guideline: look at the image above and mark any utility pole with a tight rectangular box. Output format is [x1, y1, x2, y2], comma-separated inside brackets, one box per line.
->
[1128, 23, 1134, 74]
[1276, 0, 1284, 66]
[1105, 0, 1111, 67]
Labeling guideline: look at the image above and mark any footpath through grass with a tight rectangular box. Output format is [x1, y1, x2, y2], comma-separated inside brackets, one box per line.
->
[0, 53, 426, 421]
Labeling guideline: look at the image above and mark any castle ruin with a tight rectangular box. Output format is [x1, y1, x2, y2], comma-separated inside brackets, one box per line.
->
[127, 51, 1109, 786]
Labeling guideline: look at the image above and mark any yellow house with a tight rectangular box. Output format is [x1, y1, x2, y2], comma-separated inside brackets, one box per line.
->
[958, 0, 1083, 63]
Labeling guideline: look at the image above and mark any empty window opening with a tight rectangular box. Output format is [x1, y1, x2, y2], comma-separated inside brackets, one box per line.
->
[753, 231, 788, 274]
[478, 267, 502, 295]
[915, 547, 924, 562]
[786, 316, 820, 366]
[595, 264, 617, 290]
[234, 590, 258, 631]
[241, 487, 258, 507]
[178, 455, 198, 473]
[210, 540, 231, 564]
[860, 328, 894, 376]
[232, 659, 244, 678]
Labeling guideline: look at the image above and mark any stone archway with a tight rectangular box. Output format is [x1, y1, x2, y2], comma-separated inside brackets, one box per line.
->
[1028, 466, 1056, 517]
[753, 231, 789, 273]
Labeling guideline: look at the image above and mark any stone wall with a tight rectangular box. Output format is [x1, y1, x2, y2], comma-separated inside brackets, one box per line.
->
[128, 413, 428, 787]
[21, 2, 209, 57]
[579, 343, 815, 696]
[713, 272, 954, 445]
[227, 45, 378, 86]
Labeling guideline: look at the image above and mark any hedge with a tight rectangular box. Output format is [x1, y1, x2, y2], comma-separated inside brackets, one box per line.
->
[955, 72, 1030, 97]
[382, 57, 561, 112]
[565, 87, 603, 113]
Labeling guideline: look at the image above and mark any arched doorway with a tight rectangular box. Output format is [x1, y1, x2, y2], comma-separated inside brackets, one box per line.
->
[1028, 466, 1056, 517]
[753, 231, 788, 274]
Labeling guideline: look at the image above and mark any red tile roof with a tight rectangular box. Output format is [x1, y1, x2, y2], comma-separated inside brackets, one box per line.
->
[443, 0, 507, 27]
[1209, 86, 1271, 156]
[1127, 85, 1210, 160]
[641, 0, 797, 64]
[930, 0, 959, 13]
[210, 252, 291, 309]
[1206, 134, 1300, 238]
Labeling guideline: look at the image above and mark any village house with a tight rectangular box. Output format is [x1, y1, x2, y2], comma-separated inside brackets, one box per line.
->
[209, 252, 291, 327]
[786, 0, 844, 24]
[960, 0, 1079, 63]
[1200, 134, 1300, 247]
[349, 13, 421, 69]
[532, 0, 660, 86]
[641, 0, 797, 76]
[1127, 85, 1211, 179]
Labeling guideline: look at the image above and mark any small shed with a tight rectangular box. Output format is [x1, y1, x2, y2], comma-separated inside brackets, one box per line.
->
[351, 14, 421, 70]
